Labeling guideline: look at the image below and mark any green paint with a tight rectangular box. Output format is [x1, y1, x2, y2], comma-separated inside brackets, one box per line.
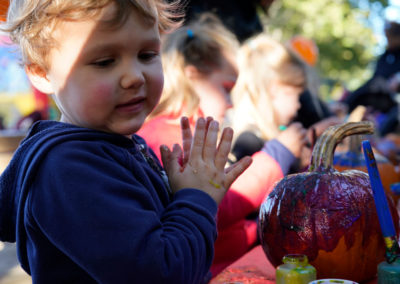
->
[276, 254, 316, 284]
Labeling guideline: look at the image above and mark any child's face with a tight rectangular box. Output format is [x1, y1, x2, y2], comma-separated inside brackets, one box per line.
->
[269, 80, 303, 126]
[190, 52, 238, 124]
[37, 4, 163, 135]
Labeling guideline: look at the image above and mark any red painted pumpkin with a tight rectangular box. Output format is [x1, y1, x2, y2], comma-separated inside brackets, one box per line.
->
[258, 122, 400, 282]
[334, 135, 400, 206]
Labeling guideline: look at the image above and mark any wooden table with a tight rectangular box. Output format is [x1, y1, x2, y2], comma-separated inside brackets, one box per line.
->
[210, 245, 378, 284]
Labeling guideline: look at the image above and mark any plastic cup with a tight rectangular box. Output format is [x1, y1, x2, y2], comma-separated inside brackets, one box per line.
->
[308, 279, 359, 284]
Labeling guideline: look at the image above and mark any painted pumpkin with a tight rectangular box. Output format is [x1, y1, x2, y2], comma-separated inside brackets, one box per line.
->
[334, 135, 400, 206]
[258, 121, 400, 282]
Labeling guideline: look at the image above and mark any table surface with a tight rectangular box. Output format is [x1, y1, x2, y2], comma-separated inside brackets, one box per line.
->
[210, 245, 378, 284]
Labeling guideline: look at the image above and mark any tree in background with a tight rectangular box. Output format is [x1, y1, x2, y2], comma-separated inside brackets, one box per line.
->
[261, 0, 389, 101]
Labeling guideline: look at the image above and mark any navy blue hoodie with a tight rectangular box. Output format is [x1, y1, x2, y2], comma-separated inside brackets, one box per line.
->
[0, 120, 217, 284]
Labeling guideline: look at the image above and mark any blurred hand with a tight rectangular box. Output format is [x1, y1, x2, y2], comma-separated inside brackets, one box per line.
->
[299, 145, 312, 170]
[276, 122, 308, 158]
[309, 116, 343, 140]
[160, 117, 252, 205]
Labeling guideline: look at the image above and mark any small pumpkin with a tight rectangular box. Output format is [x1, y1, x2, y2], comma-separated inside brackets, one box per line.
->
[334, 135, 400, 206]
[258, 121, 400, 282]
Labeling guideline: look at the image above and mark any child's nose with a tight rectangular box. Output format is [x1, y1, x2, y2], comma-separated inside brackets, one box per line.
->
[120, 62, 145, 89]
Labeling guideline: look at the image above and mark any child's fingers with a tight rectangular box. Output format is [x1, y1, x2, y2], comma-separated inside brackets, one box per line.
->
[205, 116, 213, 126]
[189, 117, 206, 163]
[180, 116, 192, 166]
[171, 143, 183, 162]
[295, 126, 308, 145]
[160, 144, 182, 177]
[287, 122, 302, 133]
[204, 116, 213, 137]
[203, 120, 219, 164]
[215, 127, 233, 170]
[160, 145, 172, 173]
[224, 156, 253, 188]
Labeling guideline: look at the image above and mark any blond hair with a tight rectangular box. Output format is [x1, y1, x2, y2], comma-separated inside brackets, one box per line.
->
[149, 13, 239, 120]
[1, 0, 183, 70]
[231, 34, 307, 141]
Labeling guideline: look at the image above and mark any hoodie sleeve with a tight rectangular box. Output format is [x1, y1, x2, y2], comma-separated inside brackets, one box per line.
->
[25, 140, 217, 284]
[262, 138, 296, 176]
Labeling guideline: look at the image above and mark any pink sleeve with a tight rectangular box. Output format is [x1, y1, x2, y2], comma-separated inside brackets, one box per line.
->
[217, 151, 284, 229]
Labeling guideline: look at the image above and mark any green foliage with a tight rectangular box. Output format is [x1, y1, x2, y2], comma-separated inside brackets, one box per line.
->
[261, 0, 389, 100]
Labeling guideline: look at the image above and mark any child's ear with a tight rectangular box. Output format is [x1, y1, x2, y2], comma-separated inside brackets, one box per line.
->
[25, 64, 54, 94]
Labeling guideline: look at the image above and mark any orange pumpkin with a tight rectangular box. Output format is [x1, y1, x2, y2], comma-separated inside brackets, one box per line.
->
[258, 122, 400, 282]
[334, 135, 400, 206]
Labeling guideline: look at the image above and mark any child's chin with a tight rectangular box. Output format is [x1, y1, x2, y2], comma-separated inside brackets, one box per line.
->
[115, 124, 143, 136]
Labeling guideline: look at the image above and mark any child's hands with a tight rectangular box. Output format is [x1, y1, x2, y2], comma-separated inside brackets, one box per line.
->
[276, 122, 308, 158]
[160, 117, 252, 205]
[309, 116, 342, 138]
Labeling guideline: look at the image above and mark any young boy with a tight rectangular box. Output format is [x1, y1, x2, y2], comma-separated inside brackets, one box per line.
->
[0, 1, 251, 283]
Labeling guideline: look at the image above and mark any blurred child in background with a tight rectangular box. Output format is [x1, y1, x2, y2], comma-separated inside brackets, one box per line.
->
[288, 35, 335, 129]
[138, 13, 239, 161]
[229, 34, 340, 174]
[229, 34, 309, 173]
[138, 14, 297, 276]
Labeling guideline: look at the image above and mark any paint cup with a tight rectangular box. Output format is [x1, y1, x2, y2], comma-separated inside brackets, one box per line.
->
[308, 279, 358, 284]
[377, 257, 400, 284]
[276, 254, 316, 284]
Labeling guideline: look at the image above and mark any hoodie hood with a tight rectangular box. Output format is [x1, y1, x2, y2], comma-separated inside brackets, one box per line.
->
[0, 120, 130, 271]
[0, 121, 49, 243]
[1, 121, 85, 243]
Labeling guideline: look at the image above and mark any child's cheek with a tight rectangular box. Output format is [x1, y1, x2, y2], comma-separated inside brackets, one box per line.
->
[92, 83, 114, 104]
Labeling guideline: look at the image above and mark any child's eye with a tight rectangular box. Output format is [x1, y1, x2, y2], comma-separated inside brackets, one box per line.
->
[139, 52, 159, 62]
[91, 58, 115, 68]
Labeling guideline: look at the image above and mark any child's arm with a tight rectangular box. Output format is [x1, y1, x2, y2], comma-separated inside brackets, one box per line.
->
[160, 117, 252, 205]
[28, 135, 234, 284]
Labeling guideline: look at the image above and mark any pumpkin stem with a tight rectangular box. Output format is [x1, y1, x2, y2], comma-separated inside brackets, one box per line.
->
[309, 121, 374, 171]
[349, 135, 363, 154]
